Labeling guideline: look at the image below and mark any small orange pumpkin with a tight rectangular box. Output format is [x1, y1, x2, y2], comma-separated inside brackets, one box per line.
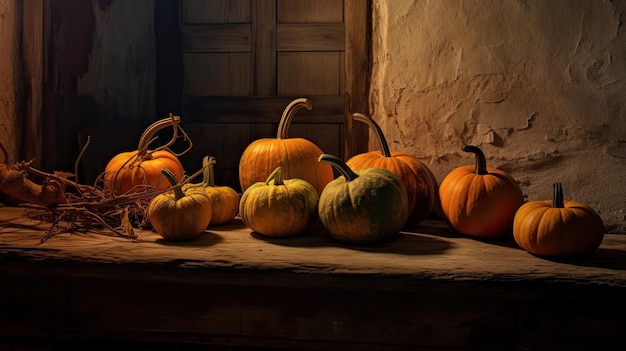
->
[238, 98, 334, 195]
[513, 182, 604, 257]
[346, 113, 438, 225]
[438, 145, 524, 238]
[184, 156, 240, 226]
[103, 114, 186, 195]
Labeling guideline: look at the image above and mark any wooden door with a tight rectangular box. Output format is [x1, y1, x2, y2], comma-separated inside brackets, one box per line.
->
[171, 0, 346, 191]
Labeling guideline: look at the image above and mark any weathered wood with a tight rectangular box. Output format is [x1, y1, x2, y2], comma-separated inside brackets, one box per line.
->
[182, 96, 344, 123]
[278, 52, 342, 95]
[155, 0, 183, 118]
[182, 24, 252, 52]
[1, 207, 625, 350]
[183, 52, 252, 95]
[0, 0, 21, 165]
[21, 0, 44, 167]
[278, 0, 344, 23]
[277, 24, 345, 51]
[344, 0, 371, 158]
[182, 0, 251, 24]
[252, 0, 276, 95]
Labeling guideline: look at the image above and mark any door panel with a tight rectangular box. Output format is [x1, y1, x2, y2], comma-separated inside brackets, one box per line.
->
[178, 0, 345, 191]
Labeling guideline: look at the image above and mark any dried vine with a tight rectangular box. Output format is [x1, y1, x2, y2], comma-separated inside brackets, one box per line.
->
[0, 119, 199, 243]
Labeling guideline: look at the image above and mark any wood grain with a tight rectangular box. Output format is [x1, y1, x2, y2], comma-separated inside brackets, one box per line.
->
[1, 206, 625, 350]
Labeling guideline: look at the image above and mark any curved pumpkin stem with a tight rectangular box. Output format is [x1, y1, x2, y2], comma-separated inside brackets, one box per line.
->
[162, 168, 185, 200]
[137, 114, 181, 158]
[461, 144, 488, 175]
[265, 167, 285, 186]
[318, 153, 358, 182]
[552, 182, 565, 208]
[352, 113, 392, 157]
[277, 98, 313, 139]
[201, 156, 218, 187]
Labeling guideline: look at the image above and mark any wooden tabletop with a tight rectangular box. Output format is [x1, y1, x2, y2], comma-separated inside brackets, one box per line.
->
[2, 205, 626, 350]
[2, 205, 625, 292]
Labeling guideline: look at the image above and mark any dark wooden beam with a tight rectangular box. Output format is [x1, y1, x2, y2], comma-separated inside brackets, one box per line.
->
[155, 0, 183, 120]
[344, 0, 372, 159]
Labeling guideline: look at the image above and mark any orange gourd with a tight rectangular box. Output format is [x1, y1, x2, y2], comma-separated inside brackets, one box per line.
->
[184, 156, 240, 226]
[147, 168, 212, 241]
[104, 115, 186, 195]
[513, 182, 604, 257]
[438, 145, 524, 238]
[238, 98, 334, 195]
[346, 113, 438, 225]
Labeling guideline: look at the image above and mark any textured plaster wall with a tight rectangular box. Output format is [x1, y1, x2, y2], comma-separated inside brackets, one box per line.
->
[371, 0, 626, 233]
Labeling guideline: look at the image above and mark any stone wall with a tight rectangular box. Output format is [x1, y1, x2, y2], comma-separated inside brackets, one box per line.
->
[370, 0, 626, 233]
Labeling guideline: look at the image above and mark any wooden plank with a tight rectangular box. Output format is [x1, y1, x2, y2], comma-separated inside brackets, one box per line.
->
[181, 0, 251, 24]
[1, 207, 626, 349]
[1, 207, 626, 290]
[278, 0, 344, 23]
[344, 0, 371, 158]
[182, 24, 251, 52]
[21, 0, 44, 167]
[0, 0, 20, 166]
[252, 0, 276, 95]
[183, 53, 251, 96]
[182, 96, 345, 123]
[278, 52, 341, 96]
[155, 0, 183, 118]
[277, 23, 345, 51]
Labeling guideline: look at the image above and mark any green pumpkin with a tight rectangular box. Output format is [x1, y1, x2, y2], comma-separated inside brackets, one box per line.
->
[239, 166, 319, 237]
[317, 154, 409, 244]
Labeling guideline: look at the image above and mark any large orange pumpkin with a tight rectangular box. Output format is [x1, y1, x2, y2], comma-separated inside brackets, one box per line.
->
[238, 98, 334, 195]
[345, 113, 438, 225]
[438, 144, 524, 238]
[103, 114, 185, 195]
[513, 182, 604, 257]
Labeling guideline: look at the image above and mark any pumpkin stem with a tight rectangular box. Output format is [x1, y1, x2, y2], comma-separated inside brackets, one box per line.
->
[162, 168, 185, 200]
[201, 156, 217, 187]
[352, 113, 392, 157]
[461, 144, 488, 175]
[277, 98, 313, 139]
[265, 167, 285, 186]
[137, 113, 181, 157]
[552, 182, 565, 208]
[318, 153, 359, 182]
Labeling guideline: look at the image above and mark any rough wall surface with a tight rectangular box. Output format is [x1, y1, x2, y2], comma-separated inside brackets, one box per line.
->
[371, 0, 626, 233]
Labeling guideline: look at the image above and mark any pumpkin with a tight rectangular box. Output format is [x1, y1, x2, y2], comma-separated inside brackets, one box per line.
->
[513, 182, 604, 257]
[184, 156, 240, 226]
[239, 166, 319, 237]
[346, 113, 438, 225]
[438, 145, 524, 238]
[147, 168, 212, 241]
[104, 114, 185, 195]
[238, 98, 334, 195]
[318, 153, 409, 244]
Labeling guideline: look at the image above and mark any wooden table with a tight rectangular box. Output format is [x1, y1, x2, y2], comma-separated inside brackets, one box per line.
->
[1, 206, 625, 351]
